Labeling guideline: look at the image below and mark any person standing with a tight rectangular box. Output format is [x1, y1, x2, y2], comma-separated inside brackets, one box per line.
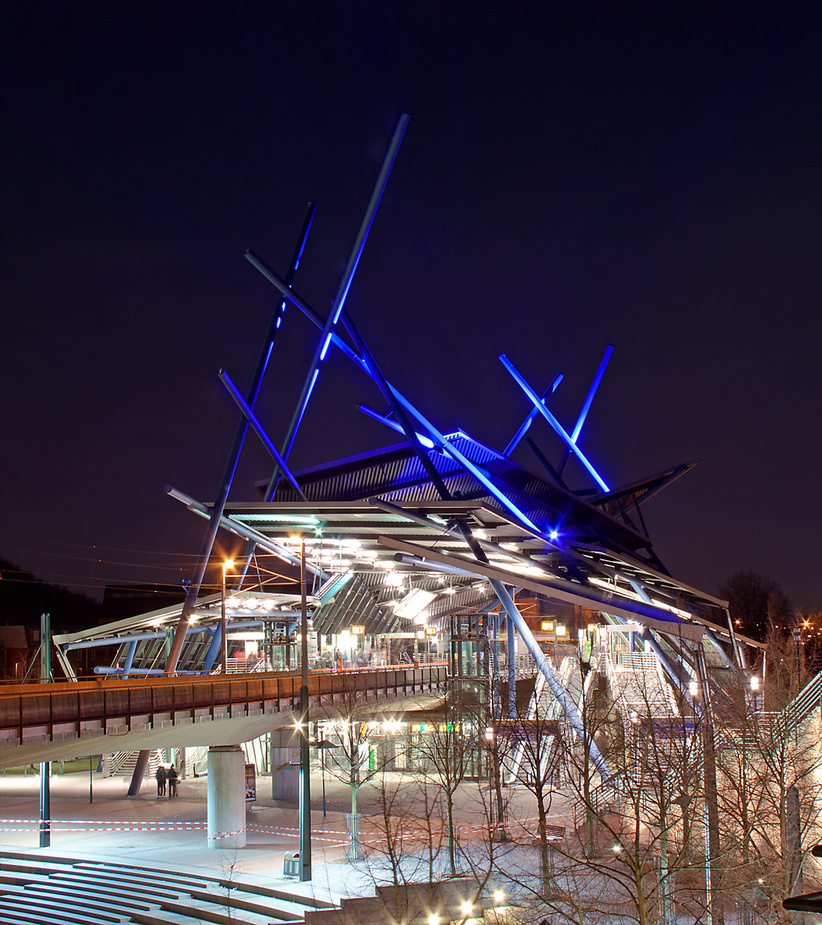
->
[155, 764, 166, 797]
[167, 764, 178, 798]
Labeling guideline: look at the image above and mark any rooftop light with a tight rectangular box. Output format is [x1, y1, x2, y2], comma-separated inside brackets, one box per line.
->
[395, 588, 437, 620]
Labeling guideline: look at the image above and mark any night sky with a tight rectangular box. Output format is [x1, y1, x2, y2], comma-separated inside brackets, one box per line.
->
[2, 5, 821, 611]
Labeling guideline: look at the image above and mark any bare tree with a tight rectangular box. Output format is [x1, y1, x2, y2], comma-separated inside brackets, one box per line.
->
[502, 659, 712, 925]
[715, 629, 822, 924]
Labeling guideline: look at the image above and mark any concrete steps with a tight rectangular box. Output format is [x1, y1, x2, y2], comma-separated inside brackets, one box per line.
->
[0, 851, 338, 925]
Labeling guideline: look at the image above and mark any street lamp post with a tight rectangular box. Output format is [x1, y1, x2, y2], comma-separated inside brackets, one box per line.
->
[221, 559, 234, 672]
[294, 536, 312, 882]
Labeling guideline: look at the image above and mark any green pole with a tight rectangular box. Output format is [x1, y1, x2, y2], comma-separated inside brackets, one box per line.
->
[39, 613, 51, 847]
[298, 538, 312, 881]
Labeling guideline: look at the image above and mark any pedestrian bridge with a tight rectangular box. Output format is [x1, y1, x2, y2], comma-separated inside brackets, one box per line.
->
[0, 665, 446, 768]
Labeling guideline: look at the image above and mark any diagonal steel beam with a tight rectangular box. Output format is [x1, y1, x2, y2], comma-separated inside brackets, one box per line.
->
[218, 369, 308, 500]
[557, 344, 613, 477]
[503, 373, 563, 457]
[499, 353, 609, 492]
[162, 203, 316, 681]
[492, 579, 612, 779]
[269, 113, 410, 497]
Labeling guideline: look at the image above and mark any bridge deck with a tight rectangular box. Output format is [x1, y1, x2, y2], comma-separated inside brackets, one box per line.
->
[0, 665, 447, 768]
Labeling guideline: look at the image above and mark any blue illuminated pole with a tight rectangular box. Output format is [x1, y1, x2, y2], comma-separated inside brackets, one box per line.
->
[498, 354, 609, 492]
[261, 114, 410, 504]
[557, 345, 613, 477]
[126, 207, 317, 798]
[503, 374, 563, 457]
[217, 370, 308, 500]
[163, 202, 315, 678]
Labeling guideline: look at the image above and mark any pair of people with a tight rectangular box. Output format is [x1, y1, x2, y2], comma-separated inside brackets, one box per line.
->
[155, 764, 179, 797]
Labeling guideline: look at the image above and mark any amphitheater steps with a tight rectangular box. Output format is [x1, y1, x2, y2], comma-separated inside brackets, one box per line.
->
[0, 851, 337, 925]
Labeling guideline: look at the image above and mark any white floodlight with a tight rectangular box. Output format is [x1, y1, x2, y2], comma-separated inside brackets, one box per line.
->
[394, 588, 437, 620]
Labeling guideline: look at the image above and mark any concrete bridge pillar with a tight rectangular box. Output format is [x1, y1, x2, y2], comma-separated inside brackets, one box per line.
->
[269, 728, 300, 801]
[207, 745, 246, 849]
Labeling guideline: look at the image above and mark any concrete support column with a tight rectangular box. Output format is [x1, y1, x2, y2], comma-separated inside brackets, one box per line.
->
[271, 747, 299, 801]
[207, 745, 246, 849]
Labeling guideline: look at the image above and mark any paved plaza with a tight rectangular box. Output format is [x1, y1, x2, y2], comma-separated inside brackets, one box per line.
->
[0, 766, 567, 905]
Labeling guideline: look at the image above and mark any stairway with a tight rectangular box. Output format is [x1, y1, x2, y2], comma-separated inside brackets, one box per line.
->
[0, 851, 337, 925]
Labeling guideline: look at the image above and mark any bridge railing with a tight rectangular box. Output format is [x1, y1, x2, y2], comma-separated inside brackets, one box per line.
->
[0, 665, 448, 743]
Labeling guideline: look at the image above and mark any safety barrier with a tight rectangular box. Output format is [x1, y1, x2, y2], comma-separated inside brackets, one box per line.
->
[0, 665, 447, 746]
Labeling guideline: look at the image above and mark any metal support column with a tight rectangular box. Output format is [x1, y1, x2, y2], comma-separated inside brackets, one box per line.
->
[507, 615, 516, 718]
[298, 537, 312, 881]
[490, 582, 612, 780]
[39, 612, 51, 848]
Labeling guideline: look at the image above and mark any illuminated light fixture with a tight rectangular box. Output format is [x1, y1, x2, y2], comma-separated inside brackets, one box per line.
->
[493, 890, 505, 904]
[350, 625, 365, 635]
[461, 902, 473, 916]
[252, 514, 319, 526]
[541, 620, 555, 632]
[549, 529, 559, 540]
[385, 572, 404, 587]
[485, 727, 494, 741]
[556, 625, 567, 637]
[317, 571, 353, 604]
[445, 587, 456, 595]
[650, 598, 693, 619]
[750, 676, 760, 691]
[612, 844, 622, 854]
[587, 623, 598, 633]
[416, 630, 425, 640]
[688, 680, 699, 698]
[394, 588, 437, 620]
[428, 916, 440, 925]
[425, 625, 437, 636]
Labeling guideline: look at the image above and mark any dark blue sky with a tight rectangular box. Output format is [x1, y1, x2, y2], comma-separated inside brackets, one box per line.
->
[2, 4, 821, 610]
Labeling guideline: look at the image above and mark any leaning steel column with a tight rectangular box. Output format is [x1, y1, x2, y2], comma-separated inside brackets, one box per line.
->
[507, 615, 516, 718]
[207, 746, 246, 849]
[123, 207, 318, 799]
[39, 612, 51, 847]
[491, 581, 612, 780]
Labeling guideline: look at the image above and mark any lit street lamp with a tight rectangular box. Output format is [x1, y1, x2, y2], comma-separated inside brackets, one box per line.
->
[291, 535, 312, 882]
[221, 559, 234, 672]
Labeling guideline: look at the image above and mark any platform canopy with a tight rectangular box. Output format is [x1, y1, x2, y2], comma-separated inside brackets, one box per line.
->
[213, 431, 755, 654]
